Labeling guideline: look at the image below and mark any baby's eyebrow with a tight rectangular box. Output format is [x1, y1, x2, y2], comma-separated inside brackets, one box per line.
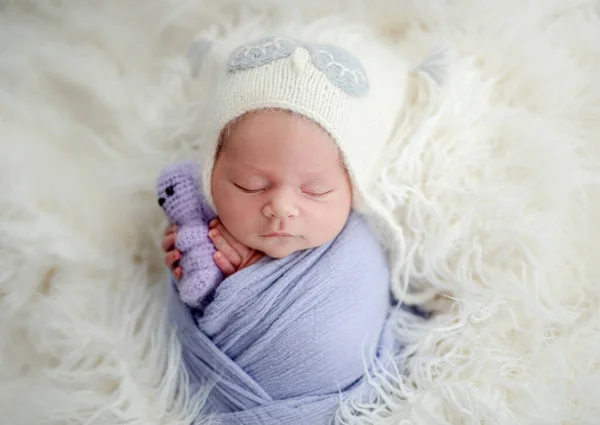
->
[302, 181, 333, 189]
[301, 171, 331, 180]
[230, 160, 265, 173]
[301, 178, 323, 184]
[227, 162, 271, 179]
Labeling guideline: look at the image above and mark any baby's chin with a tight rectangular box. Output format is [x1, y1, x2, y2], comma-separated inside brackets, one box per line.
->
[257, 239, 308, 259]
[261, 245, 299, 259]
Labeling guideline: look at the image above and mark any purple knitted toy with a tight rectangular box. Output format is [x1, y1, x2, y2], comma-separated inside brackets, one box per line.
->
[156, 161, 223, 307]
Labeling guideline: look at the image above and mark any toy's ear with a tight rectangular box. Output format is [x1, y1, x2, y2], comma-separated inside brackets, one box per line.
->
[156, 166, 171, 196]
[187, 38, 212, 78]
[173, 160, 198, 178]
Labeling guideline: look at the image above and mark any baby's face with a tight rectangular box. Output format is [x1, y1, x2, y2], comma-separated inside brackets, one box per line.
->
[211, 109, 352, 259]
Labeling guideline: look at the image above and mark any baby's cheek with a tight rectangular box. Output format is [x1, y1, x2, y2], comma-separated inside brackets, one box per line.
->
[313, 206, 349, 244]
[214, 188, 240, 217]
[219, 203, 256, 240]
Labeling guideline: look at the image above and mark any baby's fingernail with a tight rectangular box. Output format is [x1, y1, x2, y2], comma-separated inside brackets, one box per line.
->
[208, 229, 217, 238]
[209, 219, 217, 228]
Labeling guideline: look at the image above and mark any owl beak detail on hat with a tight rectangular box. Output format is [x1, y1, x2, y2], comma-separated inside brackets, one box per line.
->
[292, 48, 311, 75]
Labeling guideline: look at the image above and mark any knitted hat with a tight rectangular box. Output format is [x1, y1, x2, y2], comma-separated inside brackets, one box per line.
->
[201, 31, 407, 214]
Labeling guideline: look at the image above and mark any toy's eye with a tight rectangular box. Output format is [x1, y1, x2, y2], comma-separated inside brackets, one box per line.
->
[166, 185, 175, 196]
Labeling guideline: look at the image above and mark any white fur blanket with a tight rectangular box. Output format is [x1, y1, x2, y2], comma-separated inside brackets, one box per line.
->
[1, 1, 600, 424]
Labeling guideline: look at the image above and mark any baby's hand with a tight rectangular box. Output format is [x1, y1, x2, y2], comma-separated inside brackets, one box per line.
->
[208, 219, 264, 277]
[163, 224, 183, 280]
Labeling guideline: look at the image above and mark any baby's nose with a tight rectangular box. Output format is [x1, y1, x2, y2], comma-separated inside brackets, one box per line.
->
[158, 197, 166, 207]
[263, 199, 299, 219]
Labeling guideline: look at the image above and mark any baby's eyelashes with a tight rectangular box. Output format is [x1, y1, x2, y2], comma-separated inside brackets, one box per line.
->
[301, 184, 334, 198]
[303, 190, 333, 198]
[232, 179, 334, 198]
[234, 183, 265, 194]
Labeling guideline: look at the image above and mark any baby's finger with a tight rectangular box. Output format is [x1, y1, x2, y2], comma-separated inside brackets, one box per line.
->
[174, 267, 183, 281]
[165, 250, 181, 269]
[162, 232, 178, 252]
[209, 229, 242, 267]
[164, 224, 177, 236]
[215, 223, 250, 257]
[214, 251, 236, 277]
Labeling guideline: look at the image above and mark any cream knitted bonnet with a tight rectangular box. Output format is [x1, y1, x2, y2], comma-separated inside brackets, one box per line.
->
[200, 27, 408, 214]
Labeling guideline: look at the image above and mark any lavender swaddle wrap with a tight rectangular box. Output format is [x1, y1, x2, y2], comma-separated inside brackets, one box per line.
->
[168, 212, 394, 425]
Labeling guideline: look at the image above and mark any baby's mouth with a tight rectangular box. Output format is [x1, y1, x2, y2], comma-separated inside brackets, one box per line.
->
[262, 232, 293, 238]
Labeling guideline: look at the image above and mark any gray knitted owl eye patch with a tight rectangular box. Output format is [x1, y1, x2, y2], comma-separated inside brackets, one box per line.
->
[227, 37, 369, 96]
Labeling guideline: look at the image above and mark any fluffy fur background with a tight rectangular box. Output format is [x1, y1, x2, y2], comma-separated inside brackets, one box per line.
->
[1, 0, 599, 424]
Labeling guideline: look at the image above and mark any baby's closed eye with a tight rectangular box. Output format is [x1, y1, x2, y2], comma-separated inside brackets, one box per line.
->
[301, 184, 334, 198]
[234, 183, 265, 194]
[231, 178, 334, 197]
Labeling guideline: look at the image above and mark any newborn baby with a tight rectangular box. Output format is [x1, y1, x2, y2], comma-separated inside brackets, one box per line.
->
[161, 34, 407, 425]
